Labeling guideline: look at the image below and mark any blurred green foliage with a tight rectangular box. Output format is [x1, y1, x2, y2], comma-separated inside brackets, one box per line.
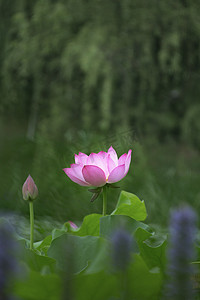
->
[1, 0, 200, 143]
[0, 0, 200, 226]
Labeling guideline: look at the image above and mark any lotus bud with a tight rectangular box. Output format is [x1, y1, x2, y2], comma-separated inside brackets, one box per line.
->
[68, 221, 78, 230]
[22, 175, 38, 201]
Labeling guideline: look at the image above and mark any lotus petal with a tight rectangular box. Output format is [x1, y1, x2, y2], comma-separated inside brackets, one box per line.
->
[118, 153, 127, 165]
[63, 168, 90, 186]
[125, 149, 132, 174]
[75, 152, 88, 165]
[107, 146, 118, 166]
[107, 164, 126, 183]
[107, 154, 116, 173]
[82, 165, 107, 187]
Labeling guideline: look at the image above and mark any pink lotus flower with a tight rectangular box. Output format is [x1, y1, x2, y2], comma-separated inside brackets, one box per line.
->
[63, 146, 132, 187]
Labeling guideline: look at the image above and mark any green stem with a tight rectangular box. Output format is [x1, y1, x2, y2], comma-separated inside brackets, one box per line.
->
[29, 200, 34, 250]
[103, 185, 107, 216]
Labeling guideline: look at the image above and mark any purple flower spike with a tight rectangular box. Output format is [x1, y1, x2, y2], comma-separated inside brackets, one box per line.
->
[0, 223, 18, 299]
[22, 175, 38, 201]
[165, 206, 197, 299]
[111, 229, 133, 271]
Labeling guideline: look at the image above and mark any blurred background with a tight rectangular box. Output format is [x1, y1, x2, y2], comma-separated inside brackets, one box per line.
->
[0, 0, 200, 232]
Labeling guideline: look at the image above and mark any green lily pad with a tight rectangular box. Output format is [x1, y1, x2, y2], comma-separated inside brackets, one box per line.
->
[48, 234, 107, 274]
[112, 191, 147, 221]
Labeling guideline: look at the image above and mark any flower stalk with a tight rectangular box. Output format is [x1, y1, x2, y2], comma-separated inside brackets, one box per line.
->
[29, 201, 34, 250]
[103, 185, 107, 216]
